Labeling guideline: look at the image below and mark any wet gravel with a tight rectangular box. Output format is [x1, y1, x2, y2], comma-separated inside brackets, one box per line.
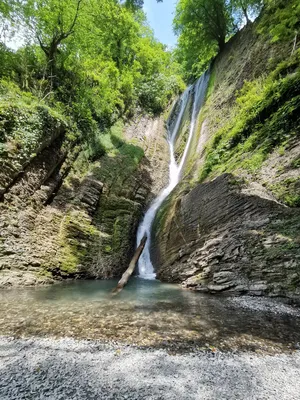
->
[1, 336, 300, 400]
[227, 296, 300, 316]
[1, 280, 300, 353]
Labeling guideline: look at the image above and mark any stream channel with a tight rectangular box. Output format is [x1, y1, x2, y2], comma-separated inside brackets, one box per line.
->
[0, 279, 300, 352]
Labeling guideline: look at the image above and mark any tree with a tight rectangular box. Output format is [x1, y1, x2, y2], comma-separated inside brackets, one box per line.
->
[21, 0, 84, 78]
[174, 0, 234, 81]
[174, 0, 265, 80]
[174, 0, 231, 53]
[121, 0, 163, 11]
[0, 0, 19, 42]
[0, 1, 13, 18]
[174, 24, 217, 81]
[1, 0, 183, 122]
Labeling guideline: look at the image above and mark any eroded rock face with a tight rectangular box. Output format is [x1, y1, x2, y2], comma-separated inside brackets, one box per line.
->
[152, 174, 300, 297]
[0, 113, 169, 287]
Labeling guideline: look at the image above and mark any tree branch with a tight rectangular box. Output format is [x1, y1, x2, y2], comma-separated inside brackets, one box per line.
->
[37, 35, 49, 56]
[65, 0, 82, 37]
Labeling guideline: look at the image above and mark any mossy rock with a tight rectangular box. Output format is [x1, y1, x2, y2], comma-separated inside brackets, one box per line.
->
[57, 209, 99, 275]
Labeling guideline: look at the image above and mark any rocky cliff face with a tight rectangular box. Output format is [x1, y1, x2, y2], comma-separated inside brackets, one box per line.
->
[0, 111, 169, 287]
[152, 20, 300, 298]
[152, 174, 300, 297]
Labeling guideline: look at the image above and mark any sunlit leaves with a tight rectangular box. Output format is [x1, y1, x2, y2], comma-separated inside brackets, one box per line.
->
[174, 0, 263, 81]
[259, 0, 300, 44]
[0, 0, 184, 136]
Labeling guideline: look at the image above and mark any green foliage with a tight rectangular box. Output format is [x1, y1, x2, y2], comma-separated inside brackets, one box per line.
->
[0, 1, 12, 17]
[137, 73, 185, 114]
[231, 0, 263, 24]
[199, 50, 300, 181]
[174, 0, 230, 50]
[174, 26, 218, 82]
[122, 0, 163, 12]
[174, 0, 230, 81]
[82, 120, 126, 162]
[0, 0, 183, 163]
[0, 44, 17, 79]
[269, 178, 300, 207]
[0, 80, 71, 170]
[174, 0, 264, 81]
[259, 0, 300, 43]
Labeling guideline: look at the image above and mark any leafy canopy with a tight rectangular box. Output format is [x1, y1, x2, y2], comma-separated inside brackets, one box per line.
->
[174, 0, 263, 81]
[0, 0, 184, 130]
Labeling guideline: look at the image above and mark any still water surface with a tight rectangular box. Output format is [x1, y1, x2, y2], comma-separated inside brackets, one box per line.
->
[0, 279, 300, 352]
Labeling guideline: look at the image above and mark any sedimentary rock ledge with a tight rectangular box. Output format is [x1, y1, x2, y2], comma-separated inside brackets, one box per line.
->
[1, 337, 300, 400]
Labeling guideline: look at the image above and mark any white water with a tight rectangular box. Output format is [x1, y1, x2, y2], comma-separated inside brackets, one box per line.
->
[137, 71, 210, 279]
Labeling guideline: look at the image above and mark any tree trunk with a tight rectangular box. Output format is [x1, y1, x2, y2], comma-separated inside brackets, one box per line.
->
[111, 235, 147, 295]
[48, 46, 57, 73]
[218, 36, 226, 51]
[242, 7, 250, 25]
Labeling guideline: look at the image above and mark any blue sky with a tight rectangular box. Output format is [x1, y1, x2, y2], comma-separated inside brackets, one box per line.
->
[143, 0, 177, 48]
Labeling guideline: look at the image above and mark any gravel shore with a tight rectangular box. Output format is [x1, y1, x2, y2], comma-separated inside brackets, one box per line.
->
[1, 336, 300, 400]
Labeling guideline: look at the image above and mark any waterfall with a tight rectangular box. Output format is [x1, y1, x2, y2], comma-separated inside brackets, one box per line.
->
[137, 71, 210, 279]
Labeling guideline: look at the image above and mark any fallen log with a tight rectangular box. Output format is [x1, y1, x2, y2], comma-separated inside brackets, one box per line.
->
[112, 235, 147, 295]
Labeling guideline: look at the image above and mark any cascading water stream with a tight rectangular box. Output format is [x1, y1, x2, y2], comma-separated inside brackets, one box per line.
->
[137, 71, 210, 279]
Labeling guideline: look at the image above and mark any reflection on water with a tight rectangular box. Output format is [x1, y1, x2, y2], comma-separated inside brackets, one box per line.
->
[0, 278, 299, 352]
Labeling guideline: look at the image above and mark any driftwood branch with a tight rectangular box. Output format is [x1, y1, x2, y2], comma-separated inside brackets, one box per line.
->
[112, 235, 147, 295]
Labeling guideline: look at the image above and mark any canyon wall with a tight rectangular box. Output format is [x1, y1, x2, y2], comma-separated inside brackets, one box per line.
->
[152, 20, 300, 298]
[0, 110, 169, 286]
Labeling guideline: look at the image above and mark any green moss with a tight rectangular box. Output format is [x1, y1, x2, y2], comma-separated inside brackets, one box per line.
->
[36, 269, 54, 279]
[264, 241, 299, 261]
[58, 210, 99, 275]
[268, 177, 300, 207]
[163, 99, 178, 123]
[153, 190, 179, 237]
[291, 157, 300, 169]
[278, 145, 285, 156]
[104, 245, 112, 253]
[112, 216, 127, 250]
